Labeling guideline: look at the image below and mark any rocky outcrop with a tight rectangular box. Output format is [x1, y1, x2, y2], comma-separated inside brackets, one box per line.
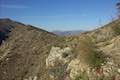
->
[67, 58, 89, 80]
[46, 46, 73, 67]
[46, 46, 73, 80]
[46, 46, 120, 80]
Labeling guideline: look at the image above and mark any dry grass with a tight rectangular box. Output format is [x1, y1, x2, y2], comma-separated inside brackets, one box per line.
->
[74, 36, 106, 68]
[0, 20, 65, 80]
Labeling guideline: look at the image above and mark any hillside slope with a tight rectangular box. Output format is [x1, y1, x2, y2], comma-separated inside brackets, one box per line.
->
[46, 19, 120, 80]
[86, 19, 120, 64]
[85, 19, 120, 42]
[0, 19, 65, 80]
[0, 19, 120, 80]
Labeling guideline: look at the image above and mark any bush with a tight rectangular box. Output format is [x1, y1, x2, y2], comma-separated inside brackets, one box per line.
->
[86, 49, 106, 68]
[112, 22, 120, 36]
[76, 36, 106, 68]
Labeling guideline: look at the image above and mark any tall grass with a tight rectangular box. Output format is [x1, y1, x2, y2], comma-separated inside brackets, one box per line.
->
[76, 36, 106, 68]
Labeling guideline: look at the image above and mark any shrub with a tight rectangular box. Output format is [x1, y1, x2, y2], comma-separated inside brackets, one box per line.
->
[112, 22, 120, 36]
[76, 36, 106, 68]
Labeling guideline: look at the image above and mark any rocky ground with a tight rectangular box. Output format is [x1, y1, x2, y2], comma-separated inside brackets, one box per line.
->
[0, 19, 120, 80]
[46, 19, 120, 80]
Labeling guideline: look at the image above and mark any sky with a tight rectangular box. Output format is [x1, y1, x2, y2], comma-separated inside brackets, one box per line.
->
[0, 0, 119, 31]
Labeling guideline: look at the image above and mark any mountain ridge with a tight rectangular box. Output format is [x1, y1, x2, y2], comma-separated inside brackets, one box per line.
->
[0, 18, 64, 80]
[52, 30, 84, 36]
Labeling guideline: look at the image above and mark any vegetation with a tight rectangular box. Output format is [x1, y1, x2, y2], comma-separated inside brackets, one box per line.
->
[0, 19, 62, 80]
[112, 22, 120, 36]
[75, 71, 89, 80]
[48, 60, 68, 80]
[0, 19, 120, 80]
[76, 36, 106, 68]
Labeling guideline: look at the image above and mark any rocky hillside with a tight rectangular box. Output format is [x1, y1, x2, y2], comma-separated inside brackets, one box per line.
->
[85, 19, 120, 64]
[85, 19, 120, 42]
[0, 18, 120, 80]
[46, 19, 120, 80]
[0, 19, 65, 80]
[0, 19, 16, 44]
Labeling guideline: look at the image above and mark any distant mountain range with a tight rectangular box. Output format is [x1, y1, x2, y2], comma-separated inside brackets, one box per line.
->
[52, 30, 84, 36]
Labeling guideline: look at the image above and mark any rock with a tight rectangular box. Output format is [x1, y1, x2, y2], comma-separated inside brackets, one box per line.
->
[46, 46, 73, 80]
[118, 69, 120, 73]
[46, 46, 72, 67]
[24, 76, 37, 80]
[33, 76, 37, 80]
[67, 59, 89, 79]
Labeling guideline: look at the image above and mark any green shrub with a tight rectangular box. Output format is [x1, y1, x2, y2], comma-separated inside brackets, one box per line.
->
[112, 23, 120, 36]
[76, 36, 106, 68]
[86, 50, 106, 68]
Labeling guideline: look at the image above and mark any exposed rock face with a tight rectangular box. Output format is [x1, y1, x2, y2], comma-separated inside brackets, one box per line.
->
[67, 56, 120, 80]
[46, 46, 120, 80]
[67, 58, 89, 80]
[46, 46, 73, 80]
[46, 46, 73, 67]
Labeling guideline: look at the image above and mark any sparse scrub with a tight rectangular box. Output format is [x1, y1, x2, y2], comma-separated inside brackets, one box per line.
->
[112, 23, 120, 36]
[76, 36, 106, 68]
[112, 20, 120, 35]
[48, 59, 68, 80]
[75, 71, 89, 80]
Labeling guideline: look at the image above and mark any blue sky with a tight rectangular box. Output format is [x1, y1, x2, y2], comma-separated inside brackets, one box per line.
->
[0, 0, 119, 31]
